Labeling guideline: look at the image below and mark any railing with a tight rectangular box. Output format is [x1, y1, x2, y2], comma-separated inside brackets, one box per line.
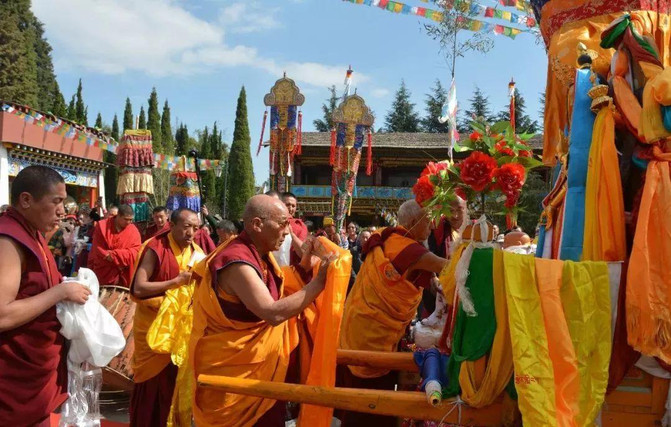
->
[291, 185, 413, 200]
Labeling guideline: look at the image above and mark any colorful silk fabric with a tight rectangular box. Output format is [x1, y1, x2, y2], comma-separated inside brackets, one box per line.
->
[502, 251, 611, 426]
[582, 106, 627, 262]
[627, 147, 671, 364]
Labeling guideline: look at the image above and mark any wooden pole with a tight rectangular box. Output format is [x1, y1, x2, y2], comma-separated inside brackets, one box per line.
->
[336, 349, 419, 373]
[197, 375, 503, 424]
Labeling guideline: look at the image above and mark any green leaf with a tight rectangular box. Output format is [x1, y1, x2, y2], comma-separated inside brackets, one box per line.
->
[496, 156, 515, 166]
[516, 156, 544, 169]
[490, 121, 509, 134]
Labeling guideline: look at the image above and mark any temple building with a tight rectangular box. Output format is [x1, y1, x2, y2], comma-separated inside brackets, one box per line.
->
[0, 101, 111, 208]
[291, 132, 544, 226]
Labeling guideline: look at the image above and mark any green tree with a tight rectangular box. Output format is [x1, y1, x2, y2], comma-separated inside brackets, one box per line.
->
[104, 113, 119, 206]
[459, 86, 494, 132]
[94, 112, 103, 129]
[75, 79, 87, 125]
[161, 100, 174, 155]
[175, 123, 190, 156]
[226, 86, 255, 219]
[313, 85, 339, 132]
[123, 97, 133, 132]
[496, 89, 539, 134]
[147, 88, 162, 153]
[421, 79, 450, 133]
[138, 106, 146, 129]
[0, 0, 38, 106]
[111, 114, 120, 141]
[66, 95, 76, 120]
[32, 17, 63, 113]
[384, 80, 420, 132]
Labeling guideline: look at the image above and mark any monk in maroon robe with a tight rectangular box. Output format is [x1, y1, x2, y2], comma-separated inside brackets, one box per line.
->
[88, 204, 142, 287]
[130, 208, 203, 427]
[194, 225, 216, 254]
[143, 206, 169, 242]
[281, 192, 309, 266]
[0, 166, 91, 426]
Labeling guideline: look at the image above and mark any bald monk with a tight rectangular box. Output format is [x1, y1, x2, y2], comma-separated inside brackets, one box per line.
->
[143, 206, 169, 242]
[0, 166, 91, 426]
[338, 200, 448, 427]
[189, 195, 331, 426]
[130, 208, 204, 427]
[88, 204, 142, 287]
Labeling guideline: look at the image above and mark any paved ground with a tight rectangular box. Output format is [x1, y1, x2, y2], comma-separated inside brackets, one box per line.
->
[100, 390, 130, 423]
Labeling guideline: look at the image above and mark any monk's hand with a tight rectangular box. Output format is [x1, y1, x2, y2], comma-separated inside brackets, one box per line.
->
[58, 281, 92, 305]
[314, 254, 336, 289]
[174, 271, 192, 287]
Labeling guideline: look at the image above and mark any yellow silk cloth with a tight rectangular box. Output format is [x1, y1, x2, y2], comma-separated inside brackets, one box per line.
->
[339, 232, 424, 379]
[458, 250, 514, 408]
[627, 147, 671, 364]
[502, 251, 611, 426]
[132, 234, 199, 384]
[542, 10, 671, 164]
[583, 106, 627, 262]
[115, 171, 154, 195]
[189, 244, 298, 427]
[640, 65, 671, 143]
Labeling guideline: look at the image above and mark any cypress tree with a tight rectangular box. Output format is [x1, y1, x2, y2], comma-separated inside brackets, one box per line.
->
[384, 80, 420, 132]
[75, 79, 87, 124]
[226, 86, 255, 219]
[458, 86, 494, 132]
[161, 100, 174, 155]
[0, 0, 38, 106]
[32, 17, 63, 113]
[175, 123, 189, 156]
[138, 106, 146, 129]
[94, 112, 103, 129]
[496, 88, 539, 134]
[104, 113, 119, 206]
[66, 95, 76, 120]
[421, 79, 450, 133]
[111, 114, 120, 141]
[313, 85, 339, 132]
[123, 98, 133, 131]
[147, 88, 162, 153]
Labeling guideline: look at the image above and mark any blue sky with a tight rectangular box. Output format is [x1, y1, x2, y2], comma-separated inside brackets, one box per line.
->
[32, 0, 548, 185]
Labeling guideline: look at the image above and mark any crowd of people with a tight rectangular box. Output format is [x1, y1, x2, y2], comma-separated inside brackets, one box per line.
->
[0, 164, 540, 426]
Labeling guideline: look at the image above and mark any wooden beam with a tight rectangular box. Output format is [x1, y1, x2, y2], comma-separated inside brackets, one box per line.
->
[197, 375, 503, 423]
[337, 349, 419, 373]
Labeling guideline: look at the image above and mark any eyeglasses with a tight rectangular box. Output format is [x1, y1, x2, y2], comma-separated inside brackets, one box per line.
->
[260, 217, 290, 229]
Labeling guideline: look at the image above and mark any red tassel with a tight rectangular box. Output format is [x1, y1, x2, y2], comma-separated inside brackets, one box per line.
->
[295, 111, 302, 155]
[506, 212, 512, 230]
[366, 129, 373, 176]
[330, 128, 336, 165]
[256, 110, 267, 156]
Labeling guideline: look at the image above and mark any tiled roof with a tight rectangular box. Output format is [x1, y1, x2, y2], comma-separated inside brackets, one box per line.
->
[300, 131, 543, 150]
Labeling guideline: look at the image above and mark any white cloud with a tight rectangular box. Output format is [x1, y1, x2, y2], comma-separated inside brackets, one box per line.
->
[371, 88, 390, 98]
[31, 0, 365, 88]
[219, 2, 281, 34]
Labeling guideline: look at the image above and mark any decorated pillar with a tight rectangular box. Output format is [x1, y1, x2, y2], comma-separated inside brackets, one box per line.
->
[258, 74, 305, 193]
[165, 156, 201, 212]
[330, 94, 374, 231]
[115, 129, 154, 222]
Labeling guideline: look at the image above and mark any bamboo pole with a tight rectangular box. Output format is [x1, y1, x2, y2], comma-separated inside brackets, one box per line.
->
[336, 349, 419, 373]
[197, 375, 503, 424]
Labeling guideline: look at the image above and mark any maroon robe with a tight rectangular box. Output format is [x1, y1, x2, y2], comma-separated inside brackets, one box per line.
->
[142, 222, 170, 242]
[288, 218, 309, 267]
[88, 217, 142, 287]
[0, 208, 67, 426]
[195, 227, 216, 254]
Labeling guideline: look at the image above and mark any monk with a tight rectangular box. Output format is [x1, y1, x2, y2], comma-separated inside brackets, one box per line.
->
[216, 219, 238, 244]
[143, 206, 169, 242]
[130, 208, 204, 427]
[88, 204, 142, 287]
[338, 200, 448, 427]
[0, 165, 91, 426]
[282, 192, 308, 267]
[189, 195, 331, 426]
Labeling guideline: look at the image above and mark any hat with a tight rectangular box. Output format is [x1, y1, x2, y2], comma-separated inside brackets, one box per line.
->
[323, 217, 334, 227]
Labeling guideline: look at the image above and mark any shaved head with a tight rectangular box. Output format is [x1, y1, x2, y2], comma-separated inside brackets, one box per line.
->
[398, 200, 432, 242]
[243, 195, 290, 255]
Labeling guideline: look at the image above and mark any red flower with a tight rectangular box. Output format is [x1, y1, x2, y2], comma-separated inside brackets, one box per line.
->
[421, 161, 449, 177]
[469, 131, 482, 141]
[494, 163, 526, 196]
[458, 151, 498, 192]
[455, 187, 467, 200]
[519, 150, 532, 157]
[504, 191, 520, 208]
[495, 141, 515, 157]
[413, 175, 435, 206]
